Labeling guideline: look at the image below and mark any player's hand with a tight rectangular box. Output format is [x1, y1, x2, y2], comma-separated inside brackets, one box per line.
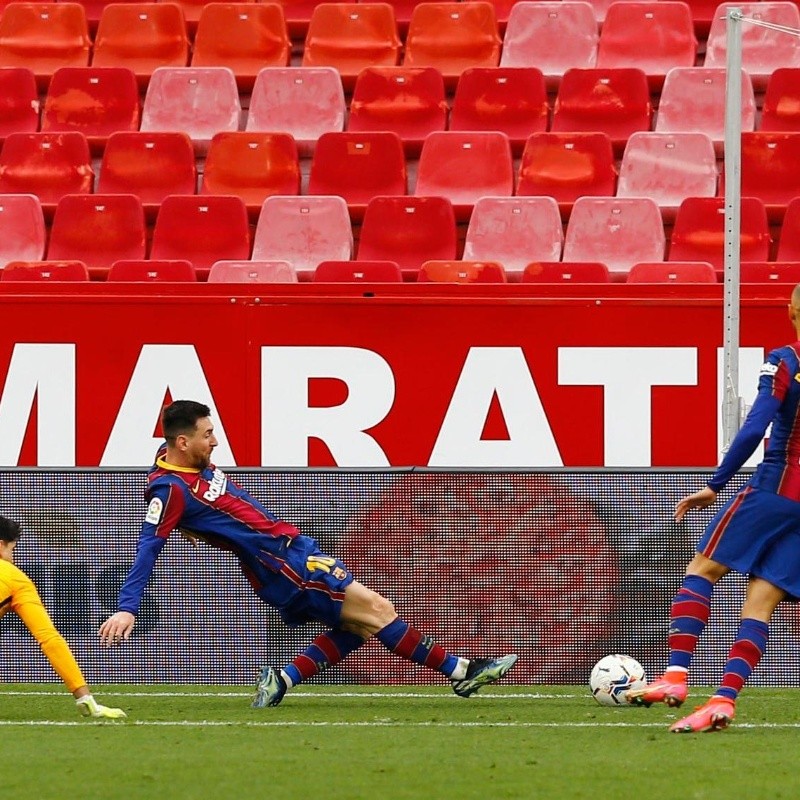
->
[77, 695, 127, 720]
[674, 487, 717, 523]
[98, 611, 136, 647]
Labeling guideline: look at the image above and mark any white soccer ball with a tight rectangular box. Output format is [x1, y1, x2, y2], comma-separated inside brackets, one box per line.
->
[589, 654, 646, 706]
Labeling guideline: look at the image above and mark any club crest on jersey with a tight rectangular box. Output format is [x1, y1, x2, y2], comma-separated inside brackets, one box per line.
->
[203, 469, 228, 502]
[145, 497, 163, 524]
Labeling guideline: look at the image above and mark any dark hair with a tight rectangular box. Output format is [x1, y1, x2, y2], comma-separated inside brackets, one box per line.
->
[0, 516, 21, 544]
[162, 400, 211, 442]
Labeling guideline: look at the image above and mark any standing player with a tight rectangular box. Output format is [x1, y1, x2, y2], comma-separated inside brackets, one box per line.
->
[98, 400, 517, 706]
[626, 285, 800, 733]
[0, 516, 126, 719]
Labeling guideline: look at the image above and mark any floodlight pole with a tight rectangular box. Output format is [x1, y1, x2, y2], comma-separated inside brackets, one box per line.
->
[722, 7, 743, 450]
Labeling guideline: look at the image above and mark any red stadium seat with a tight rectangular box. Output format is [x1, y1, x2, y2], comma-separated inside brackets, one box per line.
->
[0, 67, 39, 141]
[669, 197, 770, 268]
[656, 67, 755, 153]
[449, 67, 548, 156]
[627, 260, 717, 283]
[735, 132, 800, 221]
[596, 1, 696, 90]
[151, 195, 251, 269]
[741, 261, 800, 283]
[680, 0, 720, 36]
[41, 67, 140, 155]
[358, 195, 456, 270]
[201, 132, 300, 219]
[207, 260, 298, 282]
[581, 0, 641, 23]
[314, 259, 403, 281]
[98, 131, 196, 219]
[463, 196, 563, 274]
[162, 0, 246, 34]
[776, 198, 800, 261]
[563, 197, 665, 277]
[1, 258, 88, 280]
[191, 3, 290, 92]
[516, 132, 616, 217]
[92, 2, 189, 88]
[0, 193, 45, 266]
[617, 132, 717, 220]
[302, 3, 401, 89]
[761, 68, 800, 132]
[499, 2, 598, 88]
[552, 67, 652, 154]
[415, 131, 513, 220]
[0, 131, 93, 211]
[246, 66, 345, 157]
[0, 2, 90, 89]
[418, 259, 506, 282]
[308, 131, 406, 218]
[367, 0, 416, 31]
[404, 2, 501, 87]
[252, 195, 353, 272]
[705, 2, 800, 91]
[272, 0, 349, 37]
[522, 261, 610, 282]
[107, 258, 197, 281]
[141, 66, 241, 153]
[47, 193, 146, 274]
[348, 66, 447, 156]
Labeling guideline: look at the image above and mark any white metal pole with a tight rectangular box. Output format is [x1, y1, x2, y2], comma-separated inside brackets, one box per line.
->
[722, 7, 743, 449]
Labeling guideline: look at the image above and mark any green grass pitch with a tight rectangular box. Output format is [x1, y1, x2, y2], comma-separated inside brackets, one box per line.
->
[3, 685, 800, 799]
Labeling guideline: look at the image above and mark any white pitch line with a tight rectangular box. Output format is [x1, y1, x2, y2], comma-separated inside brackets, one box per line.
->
[0, 720, 799, 729]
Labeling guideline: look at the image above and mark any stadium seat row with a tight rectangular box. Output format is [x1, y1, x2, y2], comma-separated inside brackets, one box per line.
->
[1, 1, 799, 90]
[4, 192, 800, 276]
[6, 128, 800, 222]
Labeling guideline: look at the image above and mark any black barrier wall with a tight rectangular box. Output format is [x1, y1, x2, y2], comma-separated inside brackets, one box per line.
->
[2, 469, 797, 687]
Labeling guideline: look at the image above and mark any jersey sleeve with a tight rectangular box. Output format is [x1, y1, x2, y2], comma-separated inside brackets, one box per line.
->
[117, 479, 186, 615]
[10, 571, 87, 692]
[707, 350, 787, 491]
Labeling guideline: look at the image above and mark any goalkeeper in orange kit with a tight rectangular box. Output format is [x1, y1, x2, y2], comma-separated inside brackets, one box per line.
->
[0, 515, 126, 720]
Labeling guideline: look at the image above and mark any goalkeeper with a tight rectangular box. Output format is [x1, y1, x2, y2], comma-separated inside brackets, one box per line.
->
[99, 400, 517, 707]
[0, 515, 126, 720]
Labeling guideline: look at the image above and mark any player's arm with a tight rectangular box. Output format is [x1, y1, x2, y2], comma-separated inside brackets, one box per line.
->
[675, 353, 787, 521]
[99, 481, 185, 646]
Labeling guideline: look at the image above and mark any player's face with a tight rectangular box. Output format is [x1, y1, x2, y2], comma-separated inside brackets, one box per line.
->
[182, 417, 218, 469]
[0, 539, 17, 564]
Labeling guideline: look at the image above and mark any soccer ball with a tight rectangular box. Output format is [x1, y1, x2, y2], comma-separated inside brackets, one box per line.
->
[589, 654, 646, 706]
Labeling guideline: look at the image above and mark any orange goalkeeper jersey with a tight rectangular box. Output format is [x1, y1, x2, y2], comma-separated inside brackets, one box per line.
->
[0, 559, 86, 692]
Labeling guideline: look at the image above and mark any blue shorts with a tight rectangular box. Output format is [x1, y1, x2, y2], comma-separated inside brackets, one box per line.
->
[254, 535, 355, 627]
[698, 486, 800, 601]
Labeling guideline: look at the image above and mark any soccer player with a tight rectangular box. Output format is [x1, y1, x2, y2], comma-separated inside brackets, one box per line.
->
[626, 284, 800, 733]
[98, 400, 517, 706]
[0, 516, 126, 719]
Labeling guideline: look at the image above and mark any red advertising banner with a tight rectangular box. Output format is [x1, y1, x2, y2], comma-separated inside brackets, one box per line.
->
[0, 283, 793, 467]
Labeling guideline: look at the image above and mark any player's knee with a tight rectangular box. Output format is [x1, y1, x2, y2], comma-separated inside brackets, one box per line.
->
[371, 592, 396, 624]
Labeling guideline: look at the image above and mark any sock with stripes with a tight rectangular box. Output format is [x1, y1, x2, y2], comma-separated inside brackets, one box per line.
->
[667, 574, 714, 671]
[375, 617, 462, 678]
[282, 628, 366, 688]
[716, 617, 770, 702]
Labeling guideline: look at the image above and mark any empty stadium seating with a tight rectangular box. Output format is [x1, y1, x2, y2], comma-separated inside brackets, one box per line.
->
[1, 259, 89, 280]
[358, 196, 457, 270]
[761, 68, 800, 132]
[252, 195, 353, 271]
[415, 131, 513, 219]
[207, 260, 298, 283]
[418, 260, 507, 283]
[41, 67, 140, 154]
[348, 66, 447, 155]
[776, 198, 800, 261]
[449, 67, 548, 155]
[741, 261, 800, 283]
[617, 132, 718, 219]
[522, 261, 611, 282]
[0, 192, 45, 266]
[201, 131, 300, 218]
[314, 259, 403, 281]
[0, 67, 39, 140]
[563, 197, 665, 276]
[627, 261, 717, 283]
[107, 259, 197, 282]
[737, 132, 800, 220]
[463, 196, 564, 273]
[97, 131, 196, 218]
[246, 67, 346, 157]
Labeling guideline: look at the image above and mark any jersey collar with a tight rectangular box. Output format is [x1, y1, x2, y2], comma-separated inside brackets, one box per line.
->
[156, 457, 201, 474]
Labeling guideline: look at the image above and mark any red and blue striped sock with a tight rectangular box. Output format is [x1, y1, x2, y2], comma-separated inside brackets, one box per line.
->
[668, 574, 714, 670]
[283, 628, 365, 687]
[716, 618, 770, 702]
[375, 617, 459, 677]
